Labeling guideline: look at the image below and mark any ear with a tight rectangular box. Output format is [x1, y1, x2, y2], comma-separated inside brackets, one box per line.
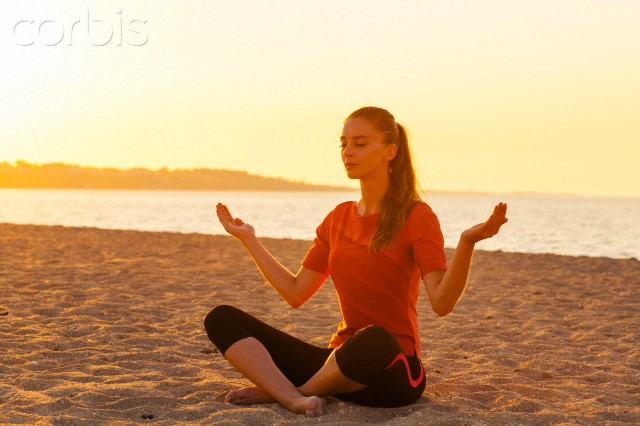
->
[385, 144, 398, 162]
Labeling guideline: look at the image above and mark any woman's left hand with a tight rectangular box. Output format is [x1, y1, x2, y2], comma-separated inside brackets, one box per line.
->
[461, 202, 508, 245]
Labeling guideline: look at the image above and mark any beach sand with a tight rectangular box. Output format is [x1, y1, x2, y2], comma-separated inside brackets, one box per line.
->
[1, 223, 638, 425]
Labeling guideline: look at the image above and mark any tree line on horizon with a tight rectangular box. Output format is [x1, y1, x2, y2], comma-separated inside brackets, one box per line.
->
[0, 161, 349, 191]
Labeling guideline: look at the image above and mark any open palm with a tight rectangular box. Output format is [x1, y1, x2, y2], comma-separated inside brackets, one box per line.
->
[216, 203, 255, 241]
[461, 202, 508, 244]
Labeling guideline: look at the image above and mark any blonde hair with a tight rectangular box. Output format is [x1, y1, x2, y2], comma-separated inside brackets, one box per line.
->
[346, 107, 422, 252]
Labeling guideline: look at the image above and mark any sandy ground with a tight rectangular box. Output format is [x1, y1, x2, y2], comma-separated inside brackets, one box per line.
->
[1, 223, 639, 425]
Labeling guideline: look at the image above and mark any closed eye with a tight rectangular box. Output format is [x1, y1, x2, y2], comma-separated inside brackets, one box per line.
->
[340, 135, 368, 148]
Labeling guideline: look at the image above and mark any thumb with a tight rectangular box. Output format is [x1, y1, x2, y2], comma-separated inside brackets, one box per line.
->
[234, 218, 244, 225]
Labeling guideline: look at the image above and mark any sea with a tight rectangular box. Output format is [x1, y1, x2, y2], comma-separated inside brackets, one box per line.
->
[0, 189, 638, 260]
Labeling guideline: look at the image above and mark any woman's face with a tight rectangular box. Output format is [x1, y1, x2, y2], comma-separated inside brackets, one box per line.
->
[340, 117, 397, 180]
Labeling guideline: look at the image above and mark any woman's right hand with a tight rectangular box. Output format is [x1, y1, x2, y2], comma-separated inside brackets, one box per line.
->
[216, 203, 255, 242]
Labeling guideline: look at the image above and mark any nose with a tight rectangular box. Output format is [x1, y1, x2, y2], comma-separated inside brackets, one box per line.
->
[342, 142, 354, 158]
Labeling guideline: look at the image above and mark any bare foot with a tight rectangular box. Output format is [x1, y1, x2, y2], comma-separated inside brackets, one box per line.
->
[304, 396, 326, 417]
[225, 387, 275, 406]
[285, 395, 327, 417]
[226, 387, 326, 417]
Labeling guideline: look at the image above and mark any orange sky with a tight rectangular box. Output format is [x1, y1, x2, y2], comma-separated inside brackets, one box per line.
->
[1, 1, 639, 197]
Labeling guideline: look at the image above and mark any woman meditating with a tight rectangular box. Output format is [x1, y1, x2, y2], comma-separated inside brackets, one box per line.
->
[204, 106, 508, 417]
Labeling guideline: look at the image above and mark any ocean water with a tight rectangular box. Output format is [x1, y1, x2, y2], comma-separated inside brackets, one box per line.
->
[0, 189, 638, 259]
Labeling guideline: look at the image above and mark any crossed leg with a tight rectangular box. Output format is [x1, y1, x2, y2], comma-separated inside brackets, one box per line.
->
[204, 305, 366, 417]
[222, 337, 365, 416]
[205, 306, 420, 415]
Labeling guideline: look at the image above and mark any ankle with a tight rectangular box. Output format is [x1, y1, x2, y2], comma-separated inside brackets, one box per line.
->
[282, 395, 309, 414]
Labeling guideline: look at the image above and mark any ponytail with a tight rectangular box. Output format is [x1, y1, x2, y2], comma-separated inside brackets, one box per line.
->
[370, 123, 421, 252]
[346, 107, 422, 253]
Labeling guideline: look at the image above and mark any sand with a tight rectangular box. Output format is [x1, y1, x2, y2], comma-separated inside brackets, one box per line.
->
[1, 223, 639, 425]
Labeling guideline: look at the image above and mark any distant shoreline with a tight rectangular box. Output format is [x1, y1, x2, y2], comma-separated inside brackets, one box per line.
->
[2, 161, 638, 199]
[0, 161, 353, 192]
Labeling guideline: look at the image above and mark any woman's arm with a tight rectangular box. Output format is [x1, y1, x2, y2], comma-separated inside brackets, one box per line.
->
[216, 203, 327, 308]
[423, 202, 508, 316]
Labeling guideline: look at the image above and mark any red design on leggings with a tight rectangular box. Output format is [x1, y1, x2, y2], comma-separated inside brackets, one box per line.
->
[386, 353, 424, 388]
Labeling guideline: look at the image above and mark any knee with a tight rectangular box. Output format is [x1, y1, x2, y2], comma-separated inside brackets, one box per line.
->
[334, 325, 402, 384]
[203, 304, 237, 332]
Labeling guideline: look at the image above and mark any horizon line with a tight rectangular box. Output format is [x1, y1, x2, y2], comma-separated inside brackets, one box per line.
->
[2, 159, 638, 200]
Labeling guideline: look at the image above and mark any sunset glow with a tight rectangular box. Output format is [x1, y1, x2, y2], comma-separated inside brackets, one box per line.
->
[2, 1, 639, 197]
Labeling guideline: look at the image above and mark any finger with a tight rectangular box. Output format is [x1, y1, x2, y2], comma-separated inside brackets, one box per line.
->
[216, 205, 231, 224]
[496, 202, 508, 224]
[222, 205, 234, 223]
[490, 208, 508, 233]
[216, 204, 237, 229]
[486, 208, 501, 227]
[489, 203, 501, 220]
[497, 203, 506, 218]
[215, 204, 228, 223]
[216, 213, 233, 231]
[493, 203, 507, 223]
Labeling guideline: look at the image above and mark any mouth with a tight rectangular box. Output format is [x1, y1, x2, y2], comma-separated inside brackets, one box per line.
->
[344, 163, 356, 168]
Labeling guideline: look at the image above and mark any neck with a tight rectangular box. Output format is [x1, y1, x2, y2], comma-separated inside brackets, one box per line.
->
[357, 173, 390, 216]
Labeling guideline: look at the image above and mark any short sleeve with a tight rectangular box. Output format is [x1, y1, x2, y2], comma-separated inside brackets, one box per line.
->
[302, 210, 332, 276]
[411, 203, 448, 276]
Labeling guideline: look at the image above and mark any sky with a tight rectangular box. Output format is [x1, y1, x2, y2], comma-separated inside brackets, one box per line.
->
[1, 1, 639, 197]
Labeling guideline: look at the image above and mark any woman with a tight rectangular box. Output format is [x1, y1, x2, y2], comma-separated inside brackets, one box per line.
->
[205, 106, 508, 417]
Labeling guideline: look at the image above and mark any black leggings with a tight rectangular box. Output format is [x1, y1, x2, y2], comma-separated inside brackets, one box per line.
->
[204, 305, 426, 407]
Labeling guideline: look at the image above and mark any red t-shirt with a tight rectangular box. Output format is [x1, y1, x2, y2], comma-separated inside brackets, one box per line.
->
[302, 201, 447, 356]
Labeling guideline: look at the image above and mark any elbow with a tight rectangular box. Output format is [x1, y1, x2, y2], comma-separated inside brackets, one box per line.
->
[288, 300, 303, 309]
[434, 308, 452, 317]
[432, 304, 454, 317]
[287, 294, 305, 309]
